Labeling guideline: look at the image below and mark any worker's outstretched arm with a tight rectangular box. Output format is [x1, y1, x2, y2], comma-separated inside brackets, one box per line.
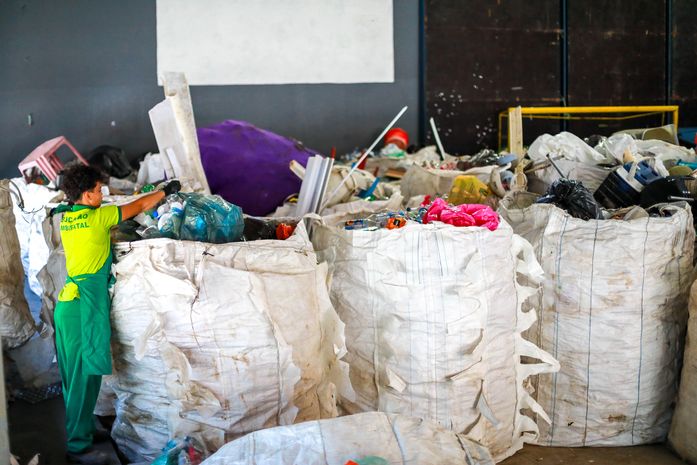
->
[119, 181, 181, 221]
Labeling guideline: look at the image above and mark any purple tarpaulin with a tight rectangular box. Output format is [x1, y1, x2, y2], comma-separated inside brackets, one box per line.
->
[197, 120, 318, 216]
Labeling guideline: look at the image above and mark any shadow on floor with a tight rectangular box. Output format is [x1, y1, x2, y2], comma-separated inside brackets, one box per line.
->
[8, 396, 121, 465]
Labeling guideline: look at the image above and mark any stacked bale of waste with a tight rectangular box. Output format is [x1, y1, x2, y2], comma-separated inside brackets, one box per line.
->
[106, 225, 350, 462]
[312, 213, 558, 462]
[500, 193, 694, 446]
[0, 180, 36, 348]
[669, 280, 697, 462]
[199, 412, 494, 465]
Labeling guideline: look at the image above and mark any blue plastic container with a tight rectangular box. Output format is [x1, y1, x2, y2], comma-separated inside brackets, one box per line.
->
[594, 160, 662, 209]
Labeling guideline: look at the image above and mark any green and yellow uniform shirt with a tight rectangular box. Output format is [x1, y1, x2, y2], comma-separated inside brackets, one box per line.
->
[58, 204, 121, 301]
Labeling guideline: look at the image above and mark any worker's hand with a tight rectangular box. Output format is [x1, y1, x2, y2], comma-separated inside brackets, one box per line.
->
[161, 180, 181, 196]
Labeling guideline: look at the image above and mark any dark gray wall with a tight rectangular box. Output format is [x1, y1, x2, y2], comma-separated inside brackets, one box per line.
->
[0, 0, 420, 178]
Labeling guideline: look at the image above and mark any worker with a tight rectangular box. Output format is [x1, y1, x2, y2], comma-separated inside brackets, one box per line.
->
[53, 163, 180, 465]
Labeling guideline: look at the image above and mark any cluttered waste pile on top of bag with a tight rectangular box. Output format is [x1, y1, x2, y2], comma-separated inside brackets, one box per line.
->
[311, 204, 559, 462]
[499, 192, 695, 447]
[524, 130, 697, 218]
[103, 222, 351, 463]
[199, 412, 494, 465]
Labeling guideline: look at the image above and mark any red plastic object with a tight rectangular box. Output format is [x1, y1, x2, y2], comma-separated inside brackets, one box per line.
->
[276, 223, 296, 240]
[344, 461, 360, 465]
[18, 136, 89, 182]
[384, 127, 409, 150]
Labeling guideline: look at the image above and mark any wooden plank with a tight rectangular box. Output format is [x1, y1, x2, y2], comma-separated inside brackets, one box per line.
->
[508, 106, 524, 157]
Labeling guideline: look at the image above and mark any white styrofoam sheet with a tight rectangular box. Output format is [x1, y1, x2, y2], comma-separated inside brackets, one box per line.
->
[156, 0, 394, 85]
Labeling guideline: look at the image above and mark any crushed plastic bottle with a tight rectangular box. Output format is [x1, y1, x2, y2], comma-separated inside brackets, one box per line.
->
[158, 201, 185, 239]
[151, 437, 203, 465]
[343, 212, 408, 231]
[345, 457, 389, 465]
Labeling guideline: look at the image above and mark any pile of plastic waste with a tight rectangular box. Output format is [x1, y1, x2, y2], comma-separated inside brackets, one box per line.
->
[340, 197, 500, 232]
[133, 193, 245, 243]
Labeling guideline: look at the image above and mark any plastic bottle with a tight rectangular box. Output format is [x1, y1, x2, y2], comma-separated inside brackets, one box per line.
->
[158, 202, 184, 239]
[345, 457, 389, 465]
[343, 212, 407, 231]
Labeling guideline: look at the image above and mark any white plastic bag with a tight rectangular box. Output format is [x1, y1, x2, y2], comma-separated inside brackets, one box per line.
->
[528, 132, 609, 164]
[526, 132, 615, 194]
[312, 217, 558, 462]
[399, 165, 465, 200]
[136, 153, 166, 190]
[9, 178, 57, 297]
[669, 280, 697, 462]
[200, 412, 494, 465]
[106, 225, 351, 463]
[499, 194, 695, 446]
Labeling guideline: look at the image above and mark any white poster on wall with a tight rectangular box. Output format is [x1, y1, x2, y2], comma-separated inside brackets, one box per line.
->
[156, 0, 394, 85]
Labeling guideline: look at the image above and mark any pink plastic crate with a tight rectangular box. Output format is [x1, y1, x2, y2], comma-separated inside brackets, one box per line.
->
[18, 136, 89, 183]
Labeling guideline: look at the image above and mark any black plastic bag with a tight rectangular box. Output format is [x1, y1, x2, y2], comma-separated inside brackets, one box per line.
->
[536, 179, 603, 220]
[87, 145, 132, 179]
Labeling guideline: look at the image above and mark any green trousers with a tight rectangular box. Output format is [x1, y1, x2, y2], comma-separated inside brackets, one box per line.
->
[54, 255, 114, 453]
[55, 299, 103, 453]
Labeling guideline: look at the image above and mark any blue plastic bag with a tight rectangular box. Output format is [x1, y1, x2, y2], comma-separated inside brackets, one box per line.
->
[180, 193, 245, 243]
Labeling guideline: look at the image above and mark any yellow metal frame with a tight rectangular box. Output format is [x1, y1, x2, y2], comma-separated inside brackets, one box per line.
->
[498, 105, 680, 153]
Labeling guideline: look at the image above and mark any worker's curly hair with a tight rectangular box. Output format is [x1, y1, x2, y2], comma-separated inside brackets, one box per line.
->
[60, 162, 107, 203]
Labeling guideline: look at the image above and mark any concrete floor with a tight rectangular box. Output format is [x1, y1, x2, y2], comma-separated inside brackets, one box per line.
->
[503, 444, 688, 465]
[7, 395, 690, 465]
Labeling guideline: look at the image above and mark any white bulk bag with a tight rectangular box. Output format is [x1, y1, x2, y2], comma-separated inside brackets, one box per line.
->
[0, 180, 36, 348]
[499, 194, 695, 447]
[200, 412, 494, 465]
[399, 165, 465, 200]
[669, 280, 697, 462]
[9, 178, 58, 297]
[107, 225, 351, 462]
[312, 216, 558, 462]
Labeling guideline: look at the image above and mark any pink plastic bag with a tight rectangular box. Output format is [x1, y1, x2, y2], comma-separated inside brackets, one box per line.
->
[423, 198, 500, 231]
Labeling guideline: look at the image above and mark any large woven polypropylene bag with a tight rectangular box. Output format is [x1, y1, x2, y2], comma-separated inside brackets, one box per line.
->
[669, 280, 697, 462]
[500, 193, 695, 447]
[312, 215, 558, 462]
[200, 412, 494, 465]
[0, 180, 35, 348]
[106, 225, 351, 463]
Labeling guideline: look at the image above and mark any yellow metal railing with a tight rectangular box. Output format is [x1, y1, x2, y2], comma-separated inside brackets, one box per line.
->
[498, 105, 680, 154]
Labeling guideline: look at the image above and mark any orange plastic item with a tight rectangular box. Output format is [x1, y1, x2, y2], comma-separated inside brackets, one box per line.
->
[344, 462, 360, 465]
[385, 217, 407, 230]
[276, 223, 296, 240]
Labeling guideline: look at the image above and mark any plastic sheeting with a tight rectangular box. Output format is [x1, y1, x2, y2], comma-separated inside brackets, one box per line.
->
[105, 225, 351, 463]
[0, 180, 36, 348]
[528, 132, 609, 164]
[197, 120, 316, 216]
[499, 193, 695, 447]
[200, 412, 494, 465]
[669, 280, 697, 463]
[399, 165, 465, 201]
[526, 133, 614, 194]
[312, 216, 558, 462]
